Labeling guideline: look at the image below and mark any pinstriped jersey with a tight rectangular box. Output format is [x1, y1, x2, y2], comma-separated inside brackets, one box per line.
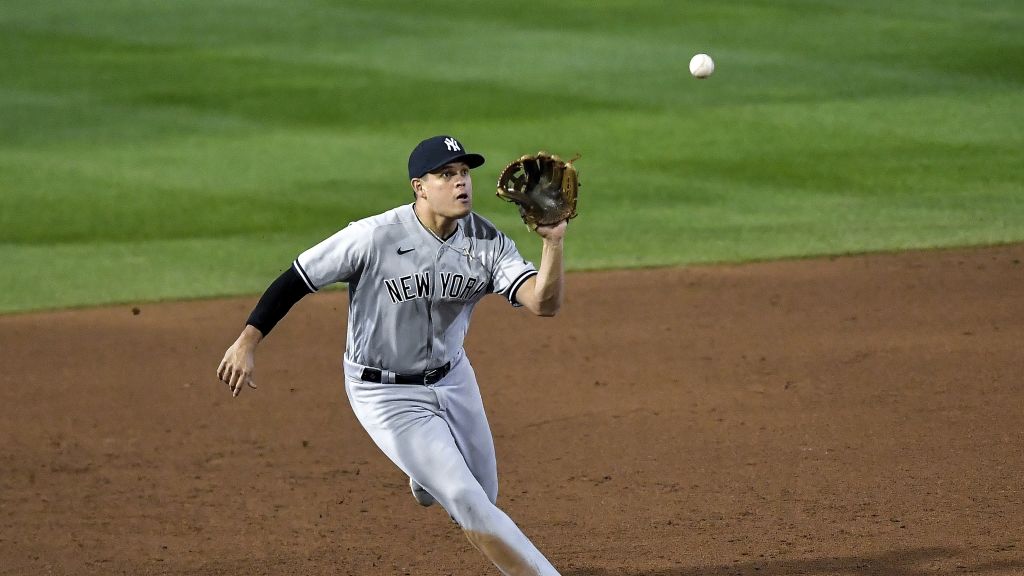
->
[294, 204, 537, 374]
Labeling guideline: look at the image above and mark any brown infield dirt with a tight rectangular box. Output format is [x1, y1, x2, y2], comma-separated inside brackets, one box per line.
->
[1, 244, 1022, 576]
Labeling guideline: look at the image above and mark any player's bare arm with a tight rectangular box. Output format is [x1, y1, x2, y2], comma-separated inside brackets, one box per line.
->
[217, 324, 262, 397]
[515, 220, 567, 316]
[216, 262, 313, 397]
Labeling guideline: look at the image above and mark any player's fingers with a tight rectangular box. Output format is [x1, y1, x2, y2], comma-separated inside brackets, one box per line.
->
[216, 359, 227, 381]
[233, 374, 249, 396]
[228, 366, 243, 392]
[247, 377, 257, 390]
[234, 370, 254, 397]
[221, 364, 234, 385]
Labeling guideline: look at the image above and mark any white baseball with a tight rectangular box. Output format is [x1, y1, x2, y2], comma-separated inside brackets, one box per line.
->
[689, 53, 715, 79]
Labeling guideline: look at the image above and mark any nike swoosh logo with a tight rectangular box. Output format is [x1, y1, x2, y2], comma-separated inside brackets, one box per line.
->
[397, 247, 415, 255]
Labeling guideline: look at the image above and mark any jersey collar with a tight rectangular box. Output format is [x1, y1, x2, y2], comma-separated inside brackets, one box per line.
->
[410, 203, 465, 245]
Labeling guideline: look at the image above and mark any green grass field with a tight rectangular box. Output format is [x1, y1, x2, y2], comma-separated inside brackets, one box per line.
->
[2, 0, 1022, 313]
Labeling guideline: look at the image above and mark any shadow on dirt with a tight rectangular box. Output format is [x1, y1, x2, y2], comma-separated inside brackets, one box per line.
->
[564, 546, 1023, 576]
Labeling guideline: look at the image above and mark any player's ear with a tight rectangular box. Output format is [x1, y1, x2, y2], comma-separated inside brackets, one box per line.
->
[410, 178, 424, 200]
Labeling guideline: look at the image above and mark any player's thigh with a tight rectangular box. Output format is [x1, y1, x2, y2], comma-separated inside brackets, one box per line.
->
[346, 378, 487, 504]
[435, 360, 498, 502]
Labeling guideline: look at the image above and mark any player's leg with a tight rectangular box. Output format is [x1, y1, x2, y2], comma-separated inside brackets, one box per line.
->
[430, 354, 499, 504]
[345, 374, 559, 575]
[409, 354, 496, 508]
[431, 358, 558, 574]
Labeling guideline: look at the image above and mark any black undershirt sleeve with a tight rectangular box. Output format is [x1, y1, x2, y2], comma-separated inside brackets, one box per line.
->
[246, 265, 313, 337]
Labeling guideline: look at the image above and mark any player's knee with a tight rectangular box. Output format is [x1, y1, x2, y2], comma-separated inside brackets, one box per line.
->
[445, 486, 493, 529]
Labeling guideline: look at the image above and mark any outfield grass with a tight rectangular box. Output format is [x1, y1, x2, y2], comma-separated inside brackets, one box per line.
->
[1, 0, 1022, 313]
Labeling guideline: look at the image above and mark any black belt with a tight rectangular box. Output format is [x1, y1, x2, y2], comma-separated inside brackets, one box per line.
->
[360, 361, 452, 385]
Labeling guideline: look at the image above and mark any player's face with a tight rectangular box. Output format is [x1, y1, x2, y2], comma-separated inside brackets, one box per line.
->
[416, 161, 473, 219]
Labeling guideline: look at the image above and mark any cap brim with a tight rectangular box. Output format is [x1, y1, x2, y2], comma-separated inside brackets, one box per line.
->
[424, 153, 485, 175]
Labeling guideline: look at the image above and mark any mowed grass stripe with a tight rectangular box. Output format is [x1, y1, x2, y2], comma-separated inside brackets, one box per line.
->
[0, 0, 1022, 312]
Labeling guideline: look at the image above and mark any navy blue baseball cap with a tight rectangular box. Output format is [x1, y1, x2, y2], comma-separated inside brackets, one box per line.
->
[408, 135, 485, 180]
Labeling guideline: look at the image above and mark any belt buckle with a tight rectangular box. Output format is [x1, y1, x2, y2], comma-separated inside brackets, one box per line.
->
[424, 362, 450, 385]
[423, 367, 441, 385]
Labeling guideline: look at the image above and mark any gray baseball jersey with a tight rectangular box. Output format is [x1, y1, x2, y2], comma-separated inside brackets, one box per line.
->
[293, 204, 537, 374]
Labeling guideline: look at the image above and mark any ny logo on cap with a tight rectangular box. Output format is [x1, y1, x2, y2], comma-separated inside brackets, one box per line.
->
[444, 137, 461, 152]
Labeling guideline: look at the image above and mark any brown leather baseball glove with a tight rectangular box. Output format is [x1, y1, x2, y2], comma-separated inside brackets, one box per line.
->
[495, 151, 580, 230]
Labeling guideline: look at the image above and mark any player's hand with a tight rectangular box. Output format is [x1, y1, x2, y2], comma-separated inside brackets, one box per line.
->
[534, 219, 568, 242]
[216, 327, 261, 397]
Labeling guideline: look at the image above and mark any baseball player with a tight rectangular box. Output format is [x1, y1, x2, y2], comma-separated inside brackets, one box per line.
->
[216, 135, 566, 575]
